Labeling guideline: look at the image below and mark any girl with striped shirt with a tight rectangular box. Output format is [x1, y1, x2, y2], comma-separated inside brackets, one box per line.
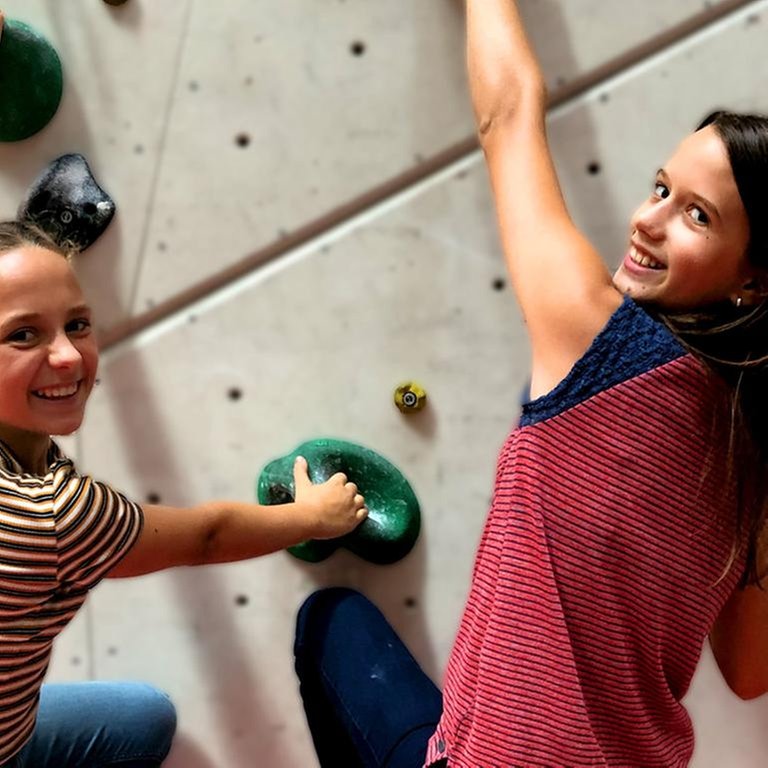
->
[0, 221, 368, 766]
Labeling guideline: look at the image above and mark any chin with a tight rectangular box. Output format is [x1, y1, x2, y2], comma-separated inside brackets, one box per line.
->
[48, 418, 84, 437]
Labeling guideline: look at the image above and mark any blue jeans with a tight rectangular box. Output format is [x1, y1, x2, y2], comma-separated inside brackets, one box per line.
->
[3, 681, 177, 767]
[294, 588, 444, 768]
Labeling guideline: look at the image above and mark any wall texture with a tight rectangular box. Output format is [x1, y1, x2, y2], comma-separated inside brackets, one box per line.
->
[0, 1, 767, 765]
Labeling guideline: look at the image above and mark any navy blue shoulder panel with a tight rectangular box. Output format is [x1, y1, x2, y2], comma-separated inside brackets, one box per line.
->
[520, 297, 686, 426]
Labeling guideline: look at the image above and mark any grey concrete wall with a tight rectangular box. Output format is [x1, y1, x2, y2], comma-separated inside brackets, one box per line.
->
[0, 1, 766, 765]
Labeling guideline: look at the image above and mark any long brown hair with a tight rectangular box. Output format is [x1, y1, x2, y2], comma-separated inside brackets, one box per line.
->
[656, 111, 768, 585]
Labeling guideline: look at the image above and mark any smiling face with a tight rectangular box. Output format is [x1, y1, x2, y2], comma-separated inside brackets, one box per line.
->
[613, 125, 754, 310]
[0, 245, 98, 442]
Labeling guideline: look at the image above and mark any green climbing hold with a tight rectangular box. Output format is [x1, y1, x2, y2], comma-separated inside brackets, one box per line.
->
[0, 19, 63, 142]
[257, 438, 421, 565]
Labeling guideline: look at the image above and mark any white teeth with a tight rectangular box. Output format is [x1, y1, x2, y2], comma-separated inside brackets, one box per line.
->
[33, 383, 79, 400]
[630, 246, 663, 270]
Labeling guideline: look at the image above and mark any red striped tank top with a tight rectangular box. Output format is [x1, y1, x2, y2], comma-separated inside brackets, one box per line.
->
[425, 299, 743, 767]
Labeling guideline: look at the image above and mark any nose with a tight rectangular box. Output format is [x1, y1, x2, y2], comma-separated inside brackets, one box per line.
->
[632, 200, 666, 242]
[48, 333, 82, 369]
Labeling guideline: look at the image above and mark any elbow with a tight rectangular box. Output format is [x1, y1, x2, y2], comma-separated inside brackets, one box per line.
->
[712, 648, 768, 700]
[726, 675, 768, 701]
[475, 76, 548, 142]
[188, 504, 222, 566]
[738, 688, 768, 701]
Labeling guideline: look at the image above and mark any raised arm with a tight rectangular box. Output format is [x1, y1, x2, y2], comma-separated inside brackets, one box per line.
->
[466, 0, 621, 397]
[108, 457, 366, 578]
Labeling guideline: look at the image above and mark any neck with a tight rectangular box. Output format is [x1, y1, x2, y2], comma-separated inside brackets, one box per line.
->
[0, 423, 51, 475]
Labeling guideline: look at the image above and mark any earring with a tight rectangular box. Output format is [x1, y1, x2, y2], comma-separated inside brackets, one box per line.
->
[735, 296, 744, 308]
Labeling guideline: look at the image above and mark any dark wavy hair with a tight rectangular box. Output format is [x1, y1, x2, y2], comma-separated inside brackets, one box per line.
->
[655, 111, 768, 584]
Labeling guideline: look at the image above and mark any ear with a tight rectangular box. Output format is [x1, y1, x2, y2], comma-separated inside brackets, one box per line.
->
[736, 272, 768, 307]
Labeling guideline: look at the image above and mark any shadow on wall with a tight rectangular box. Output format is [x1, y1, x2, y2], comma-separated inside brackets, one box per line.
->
[101, 356, 284, 767]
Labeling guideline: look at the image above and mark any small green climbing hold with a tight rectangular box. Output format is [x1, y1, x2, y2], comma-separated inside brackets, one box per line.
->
[0, 19, 63, 142]
[257, 438, 421, 565]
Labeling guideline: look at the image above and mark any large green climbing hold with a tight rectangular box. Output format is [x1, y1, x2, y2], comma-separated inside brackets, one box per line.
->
[0, 19, 63, 142]
[257, 438, 421, 565]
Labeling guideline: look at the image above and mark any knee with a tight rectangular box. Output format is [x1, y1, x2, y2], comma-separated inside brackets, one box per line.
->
[126, 684, 177, 756]
[294, 587, 367, 661]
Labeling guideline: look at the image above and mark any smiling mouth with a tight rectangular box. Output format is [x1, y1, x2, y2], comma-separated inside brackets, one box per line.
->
[31, 381, 82, 400]
[629, 245, 665, 270]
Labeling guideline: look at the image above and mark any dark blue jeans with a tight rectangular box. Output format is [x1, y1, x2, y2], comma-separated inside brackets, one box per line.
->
[3, 682, 176, 767]
[294, 588, 444, 768]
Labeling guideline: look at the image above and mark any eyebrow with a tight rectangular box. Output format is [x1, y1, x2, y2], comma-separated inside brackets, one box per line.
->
[0, 305, 92, 328]
[658, 168, 721, 221]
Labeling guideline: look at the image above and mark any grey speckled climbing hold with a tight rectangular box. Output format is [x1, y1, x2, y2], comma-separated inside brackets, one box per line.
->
[0, 19, 63, 142]
[19, 154, 117, 252]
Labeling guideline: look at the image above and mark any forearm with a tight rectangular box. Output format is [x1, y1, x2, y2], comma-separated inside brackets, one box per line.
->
[111, 500, 321, 578]
[111, 460, 365, 578]
[465, 0, 546, 135]
[195, 499, 319, 565]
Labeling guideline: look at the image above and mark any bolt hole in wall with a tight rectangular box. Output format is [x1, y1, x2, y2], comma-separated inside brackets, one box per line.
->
[350, 40, 366, 56]
[146, 492, 162, 504]
[228, 387, 243, 401]
[235, 133, 251, 148]
[492, 277, 506, 291]
[587, 161, 601, 175]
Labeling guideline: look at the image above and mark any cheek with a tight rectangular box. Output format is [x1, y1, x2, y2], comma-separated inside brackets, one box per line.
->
[629, 203, 647, 231]
[0, 364, 39, 406]
[667, 225, 704, 267]
[79, 340, 99, 376]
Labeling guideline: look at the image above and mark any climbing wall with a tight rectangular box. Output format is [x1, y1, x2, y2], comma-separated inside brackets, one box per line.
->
[1, 1, 767, 765]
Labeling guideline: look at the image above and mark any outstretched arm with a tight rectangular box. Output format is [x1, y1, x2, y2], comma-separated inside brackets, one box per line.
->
[108, 457, 367, 577]
[466, 0, 621, 398]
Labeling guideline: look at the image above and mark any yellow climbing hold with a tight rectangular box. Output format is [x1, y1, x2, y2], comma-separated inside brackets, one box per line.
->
[394, 382, 427, 413]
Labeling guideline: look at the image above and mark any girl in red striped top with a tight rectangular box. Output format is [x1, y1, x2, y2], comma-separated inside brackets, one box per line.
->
[294, 2, 768, 766]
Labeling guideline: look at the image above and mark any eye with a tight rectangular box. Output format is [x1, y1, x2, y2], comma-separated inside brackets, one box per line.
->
[5, 328, 37, 345]
[66, 318, 91, 335]
[690, 206, 709, 225]
[653, 182, 670, 199]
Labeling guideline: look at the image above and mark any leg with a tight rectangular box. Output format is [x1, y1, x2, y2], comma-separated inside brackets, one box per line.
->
[13, 681, 176, 767]
[294, 588, 442, 768]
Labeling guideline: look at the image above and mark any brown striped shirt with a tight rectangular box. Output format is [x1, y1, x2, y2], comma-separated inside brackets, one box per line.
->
[0, 440, 143, 763]
[425, 299, 744, 767]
